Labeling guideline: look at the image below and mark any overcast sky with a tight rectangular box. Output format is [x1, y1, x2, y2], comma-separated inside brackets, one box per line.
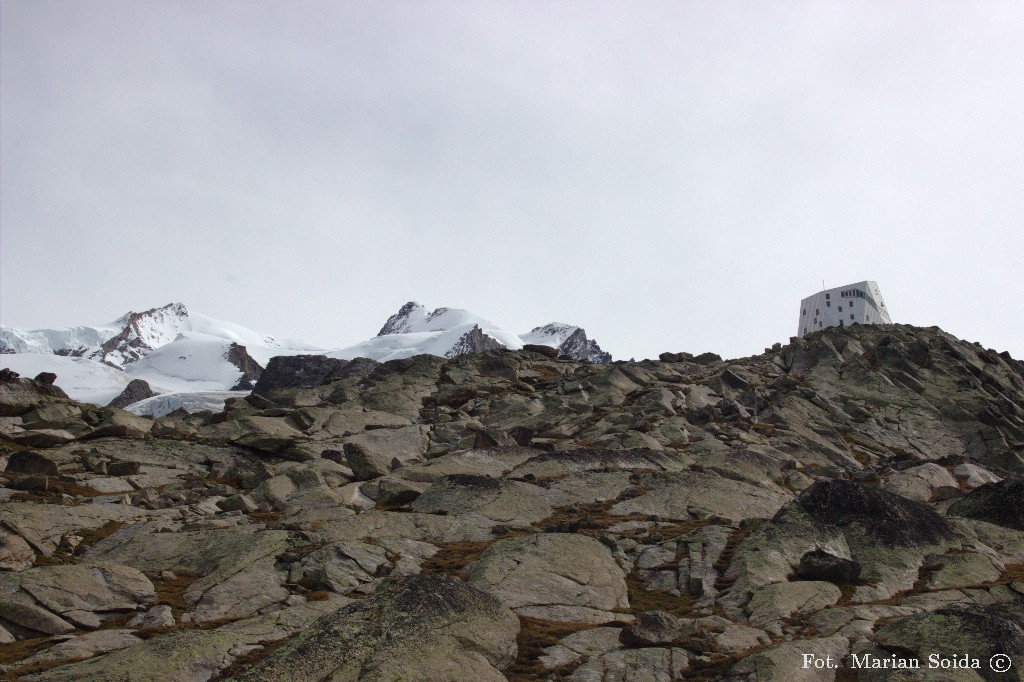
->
[2, 1, 1022, 361]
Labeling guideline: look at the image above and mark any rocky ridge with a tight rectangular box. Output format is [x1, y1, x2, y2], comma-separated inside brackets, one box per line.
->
[0, 323, 1023, 680]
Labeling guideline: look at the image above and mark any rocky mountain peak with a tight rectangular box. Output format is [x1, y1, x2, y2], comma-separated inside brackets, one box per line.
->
[97, 303, 192, 368]
[521, 322, 612, 364]
[377, 301, 427, 336]
[444, 325, 505, 358]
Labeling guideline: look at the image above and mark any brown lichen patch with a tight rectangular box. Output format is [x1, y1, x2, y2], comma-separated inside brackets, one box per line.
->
[248, 511, 281, 525]
[285, 543, 323, 560]
[8, 478, 112, 503]
[75, 520, 125, 553]
[0, 636, 55, 678]
[504, 616, 595, 682]
[712, 521, 762, 593]
[624, 573, 697, 620]
[148, 570, 202, 621]
[538, 500, 646, 538]
[419, 539, 499, 579]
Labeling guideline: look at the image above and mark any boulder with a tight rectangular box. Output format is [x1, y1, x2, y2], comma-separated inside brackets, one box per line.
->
[568, 647, 689, 681]
[233, 574, 519, 682]
[796, 549, 862, 585]
[409, 474, 558, 525]
[5, 450, 59, 476]
[610, 470, 792, 523]
[343, 425, 427, 481]
[746, 581, 842, 635]
[881, 462, 959, 502]
[620, 611, 687, 647]
[797, 479, 954, 547]
[83, 409, 153, 439]
[727, 635, 850, 681]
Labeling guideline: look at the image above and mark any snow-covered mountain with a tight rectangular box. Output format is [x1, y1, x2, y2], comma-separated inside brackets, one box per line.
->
[520, 322, 612, 364]
[327, 302, 611, 364]
[1, 300, 611, 415]
[330, 302, 524, 363]
[0, 303, 326, 414]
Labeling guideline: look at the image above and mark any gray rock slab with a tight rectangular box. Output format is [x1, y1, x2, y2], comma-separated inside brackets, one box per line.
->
[610, 470, 792, 522]
[467, 533, 628, 613]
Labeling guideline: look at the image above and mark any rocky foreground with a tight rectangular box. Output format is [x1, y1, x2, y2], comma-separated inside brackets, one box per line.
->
[1, 323, 1024, 681]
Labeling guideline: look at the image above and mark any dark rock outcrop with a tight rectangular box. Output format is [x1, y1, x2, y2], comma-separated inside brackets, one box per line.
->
[5, 451, 59, 476]
[252, 355, 351, 395]
[874, 604, 1024, 676]
[106, 379, 156, 410]
[795, 480, 954, 546]
[444, 325, 505, 358]
[948, 478, 1024, 531]
[557, 327, 612, 364]
[226, 343, 264, 391]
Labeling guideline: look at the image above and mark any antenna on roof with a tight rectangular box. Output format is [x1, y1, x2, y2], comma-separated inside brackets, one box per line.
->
[822, 279, 825, 292]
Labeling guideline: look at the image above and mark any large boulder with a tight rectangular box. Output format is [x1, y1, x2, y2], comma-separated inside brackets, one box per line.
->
[796, 479, 954, 547]
[234, 574, 519, 682]
[343, 425, 427, 480]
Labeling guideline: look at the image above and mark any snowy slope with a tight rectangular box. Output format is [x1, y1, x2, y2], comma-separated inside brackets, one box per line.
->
[520, 323, 583, 347]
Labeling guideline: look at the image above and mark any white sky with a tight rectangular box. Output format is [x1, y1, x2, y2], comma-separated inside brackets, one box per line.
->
[2, 1, 1022, 361]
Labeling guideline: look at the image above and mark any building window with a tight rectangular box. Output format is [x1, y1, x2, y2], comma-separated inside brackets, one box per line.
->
[802, 309, 806, 315]
[826, 302, 830, 307]
[850, 314, 854, 320]
[839, 320, 844, 327]
[825, 293, 830, 300]
[838, 306, 842, 312]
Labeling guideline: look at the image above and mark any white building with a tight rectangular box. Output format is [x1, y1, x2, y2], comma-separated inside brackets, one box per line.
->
[797, 281, 891, 338]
